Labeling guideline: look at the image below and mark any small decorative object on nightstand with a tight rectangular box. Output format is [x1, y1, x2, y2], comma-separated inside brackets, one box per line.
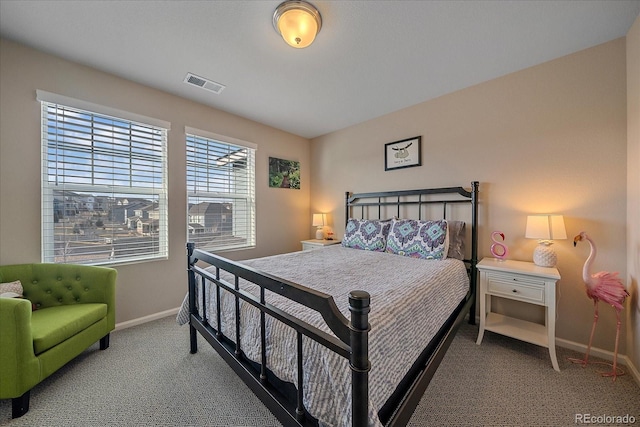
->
[301, 239, 340, 251]
[476, 257, 561, 371]
[490, 231, 508, 261]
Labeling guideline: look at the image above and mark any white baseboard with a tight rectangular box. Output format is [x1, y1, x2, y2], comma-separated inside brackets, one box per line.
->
[556, 337, 627, 365]
[556, 337, 640, 386]
[114, 307, 180, 331]
[473, 314, 640, 386]
[622, 355, 640, 386]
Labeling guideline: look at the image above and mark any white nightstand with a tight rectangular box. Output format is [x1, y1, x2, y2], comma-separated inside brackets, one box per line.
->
[475, 258, 561, 371]
[301, 239, 341, 251]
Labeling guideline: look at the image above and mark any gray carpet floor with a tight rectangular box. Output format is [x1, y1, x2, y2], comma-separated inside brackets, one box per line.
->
[1, 315, 638, 426]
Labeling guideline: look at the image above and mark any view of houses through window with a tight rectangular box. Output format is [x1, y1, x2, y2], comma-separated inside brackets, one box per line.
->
[186, 130, 256, 252]
[49, 190, 163, 264]
[39, 93, 255, 265]
[40, 94, 169, 265]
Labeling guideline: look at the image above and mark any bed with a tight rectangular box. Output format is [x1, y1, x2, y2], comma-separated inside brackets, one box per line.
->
[177, 182, 479, 426]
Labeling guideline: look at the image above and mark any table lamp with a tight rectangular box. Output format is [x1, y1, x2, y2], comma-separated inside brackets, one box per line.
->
[312, 213, 325, 240]
[525, 214, 566, 267]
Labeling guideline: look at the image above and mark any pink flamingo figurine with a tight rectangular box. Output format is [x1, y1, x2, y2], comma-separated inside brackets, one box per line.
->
[490, 231, 508, 261]
[568, 231, 629, 380]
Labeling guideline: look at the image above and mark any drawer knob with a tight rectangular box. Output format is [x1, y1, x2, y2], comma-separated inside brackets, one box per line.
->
[512, 289, 518, 293]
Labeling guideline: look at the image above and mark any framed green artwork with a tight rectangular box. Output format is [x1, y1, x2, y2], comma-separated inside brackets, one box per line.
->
[269, 157, 300, 189]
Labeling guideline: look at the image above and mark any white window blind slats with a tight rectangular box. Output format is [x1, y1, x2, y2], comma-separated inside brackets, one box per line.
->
[41, 101, 168, 265]
[186, 132, 256, 252]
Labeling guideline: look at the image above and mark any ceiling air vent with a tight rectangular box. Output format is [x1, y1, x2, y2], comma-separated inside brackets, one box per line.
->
[184, 72, 226, 94]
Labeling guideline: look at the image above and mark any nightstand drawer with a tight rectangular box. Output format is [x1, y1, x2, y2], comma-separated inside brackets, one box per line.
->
[486, 273, 545, 304]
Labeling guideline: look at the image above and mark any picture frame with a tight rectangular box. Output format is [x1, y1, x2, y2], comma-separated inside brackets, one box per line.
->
[384, 136, 422, 171]
[269, 157, 300, 189]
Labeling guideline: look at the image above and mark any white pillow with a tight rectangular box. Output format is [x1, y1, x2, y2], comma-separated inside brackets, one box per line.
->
[0, 280, 23, 298]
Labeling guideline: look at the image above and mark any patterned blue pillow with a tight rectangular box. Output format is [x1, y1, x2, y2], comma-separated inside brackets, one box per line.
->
[342, 219, 391, 251]
[385, 219, 449, 259]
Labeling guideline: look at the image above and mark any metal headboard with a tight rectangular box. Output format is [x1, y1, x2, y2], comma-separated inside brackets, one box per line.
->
[345, 181, 479, 321]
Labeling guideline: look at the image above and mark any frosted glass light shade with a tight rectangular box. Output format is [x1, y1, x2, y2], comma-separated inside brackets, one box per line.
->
[273, 1, 322, 48]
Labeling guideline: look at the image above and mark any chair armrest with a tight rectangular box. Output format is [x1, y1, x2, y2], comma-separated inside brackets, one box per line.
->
[80, 266, 117, 331]
[0, 298, 39, 399]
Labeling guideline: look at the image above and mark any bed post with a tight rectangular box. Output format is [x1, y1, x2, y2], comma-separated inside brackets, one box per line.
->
[187, 242, 198, 354]
[345, 191, 350, 226]
[349, 290, 371, 427]
[468, 181, 479, 325]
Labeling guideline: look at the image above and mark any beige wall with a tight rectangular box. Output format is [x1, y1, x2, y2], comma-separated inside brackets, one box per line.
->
[0, 38, 311, 324]
[627, 16, 640, 376]
[1, 32, 636, 371]
[311, 39, 628, 354]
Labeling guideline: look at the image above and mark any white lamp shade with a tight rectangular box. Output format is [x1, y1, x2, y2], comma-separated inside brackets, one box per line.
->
[525, 215, 567, 240]
[312, 213, 324, 227]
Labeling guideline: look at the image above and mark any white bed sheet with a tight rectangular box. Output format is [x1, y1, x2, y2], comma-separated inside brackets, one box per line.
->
[177, 245, 469, 427]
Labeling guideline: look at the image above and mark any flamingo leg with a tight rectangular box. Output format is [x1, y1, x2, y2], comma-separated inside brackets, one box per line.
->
[596, 309, 625, 381]
[569, 300, 598, 367]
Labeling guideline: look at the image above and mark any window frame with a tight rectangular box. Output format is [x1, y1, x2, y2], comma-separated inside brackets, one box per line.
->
[38, 90, 170, 266]
[185, 126, 257, 253]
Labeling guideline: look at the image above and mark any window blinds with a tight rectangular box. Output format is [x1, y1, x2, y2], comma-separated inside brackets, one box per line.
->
[186, 131, 256, 251]
[40, 99, 168, 265]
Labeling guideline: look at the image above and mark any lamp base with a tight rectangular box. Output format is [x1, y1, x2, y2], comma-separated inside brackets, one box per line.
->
[315, 228, 324, 240]
[533, 243, 557, 268]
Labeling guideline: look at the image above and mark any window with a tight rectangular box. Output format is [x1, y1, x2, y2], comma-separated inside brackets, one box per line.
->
[186, 127, 256, 251]
[38, 90, 169, 265]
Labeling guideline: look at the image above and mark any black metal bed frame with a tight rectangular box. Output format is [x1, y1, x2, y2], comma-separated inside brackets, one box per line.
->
[186, 181, 479, 427]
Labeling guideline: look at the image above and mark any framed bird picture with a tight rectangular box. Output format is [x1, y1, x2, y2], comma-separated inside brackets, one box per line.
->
[384, 136, 422, 171]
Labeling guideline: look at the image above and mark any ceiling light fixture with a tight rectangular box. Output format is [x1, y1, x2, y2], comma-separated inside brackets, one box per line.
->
[273, 0, 322, 49]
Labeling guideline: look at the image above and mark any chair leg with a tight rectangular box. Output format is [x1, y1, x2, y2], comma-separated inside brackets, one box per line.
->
[12, 390, 30, 418]
[99, 333, 110, 350]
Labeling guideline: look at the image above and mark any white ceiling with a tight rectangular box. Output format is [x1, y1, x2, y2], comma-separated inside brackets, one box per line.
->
[1, 1, 638, 139]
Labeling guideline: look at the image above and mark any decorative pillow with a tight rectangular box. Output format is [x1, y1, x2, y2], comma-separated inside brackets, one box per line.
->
[0, 280, 23, 298]
[446, 220, 466, 260]
[342, 218, 391, 252]
[385, 219, 449, 260]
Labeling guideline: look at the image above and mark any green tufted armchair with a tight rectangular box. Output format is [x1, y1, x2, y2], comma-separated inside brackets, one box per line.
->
[0, 263, 116, 418]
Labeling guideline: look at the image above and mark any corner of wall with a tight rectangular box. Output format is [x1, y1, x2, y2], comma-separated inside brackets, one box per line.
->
[626, 13, 640, 385]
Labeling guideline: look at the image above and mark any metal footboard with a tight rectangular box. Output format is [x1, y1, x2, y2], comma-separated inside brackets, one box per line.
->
[186, 242, 371, 426]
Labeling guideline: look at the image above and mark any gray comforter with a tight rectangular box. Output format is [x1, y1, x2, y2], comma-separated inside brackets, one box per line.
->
[177, 245, 469, 426]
